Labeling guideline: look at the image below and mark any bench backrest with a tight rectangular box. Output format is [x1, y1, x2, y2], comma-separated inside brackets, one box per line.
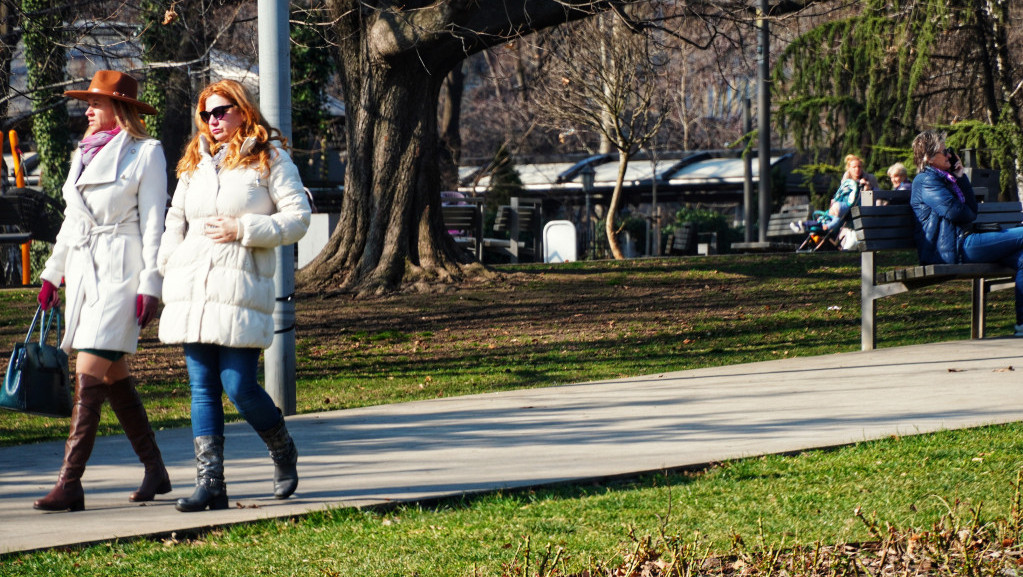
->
[853, 193, 1023, 252]
[441, 204, 482, 235]
[766, 204, 812, 238]
[667, 223, 697, 255]
[493, 199, 542, 235]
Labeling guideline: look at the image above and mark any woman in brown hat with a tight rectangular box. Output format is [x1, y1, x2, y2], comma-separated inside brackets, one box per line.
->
[33, 69, 170, 511]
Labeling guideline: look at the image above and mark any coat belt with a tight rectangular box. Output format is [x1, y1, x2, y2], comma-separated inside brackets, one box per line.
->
[60, 221, 137, 352]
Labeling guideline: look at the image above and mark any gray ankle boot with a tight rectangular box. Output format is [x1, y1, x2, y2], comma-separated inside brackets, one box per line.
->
[257, 414, 298, 499]
[175, 435, 228, 512]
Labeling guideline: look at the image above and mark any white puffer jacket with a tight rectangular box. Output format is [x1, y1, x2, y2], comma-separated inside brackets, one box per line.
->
[157, 136, 310, 349]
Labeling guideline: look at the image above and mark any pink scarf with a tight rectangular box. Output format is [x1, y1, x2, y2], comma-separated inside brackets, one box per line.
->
[79, 127, 121, 168]
[932, 166, 966, 203]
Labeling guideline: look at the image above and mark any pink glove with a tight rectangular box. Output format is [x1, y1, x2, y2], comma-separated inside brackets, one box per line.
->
[136, 294, 158, 329]
[38, 280, 60, 310]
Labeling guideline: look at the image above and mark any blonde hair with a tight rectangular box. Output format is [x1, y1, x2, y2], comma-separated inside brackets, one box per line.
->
[176, 79, 288, 177]
[844, 154, 864, 171]
[83, 97, 150, 139]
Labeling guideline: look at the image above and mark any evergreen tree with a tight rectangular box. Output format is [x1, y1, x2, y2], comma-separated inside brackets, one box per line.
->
[773, 0, 1023, 199]
[485, 145, 523, 216]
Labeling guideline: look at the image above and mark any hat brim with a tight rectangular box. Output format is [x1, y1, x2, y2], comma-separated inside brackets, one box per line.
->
[64, 90, 159, 116]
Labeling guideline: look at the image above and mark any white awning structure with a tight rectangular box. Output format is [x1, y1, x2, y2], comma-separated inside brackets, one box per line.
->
[458, 150, 794, 204]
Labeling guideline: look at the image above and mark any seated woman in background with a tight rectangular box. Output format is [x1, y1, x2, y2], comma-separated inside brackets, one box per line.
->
[790, 154, 870, 234]
[910, 130, 1023, 336]
[888, 162, 912, 191]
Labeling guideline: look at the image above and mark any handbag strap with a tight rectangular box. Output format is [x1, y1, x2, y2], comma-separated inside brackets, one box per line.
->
[40, 306, 62, 346]
[23, 305, 43, 344]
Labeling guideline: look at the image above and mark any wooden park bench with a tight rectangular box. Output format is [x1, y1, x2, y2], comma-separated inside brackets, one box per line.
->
[767, 203, 813, 244]
[850, 188, 1022, 350]
[732, 203, 812, 252]
[441, 201, 484, 261]
[489, 197, 542, 263]
[665, 223, 697, 256]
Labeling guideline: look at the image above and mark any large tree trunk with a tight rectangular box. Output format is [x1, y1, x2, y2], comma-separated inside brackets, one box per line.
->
[302, 1, 604, 294]
[296, 32, 477, 294]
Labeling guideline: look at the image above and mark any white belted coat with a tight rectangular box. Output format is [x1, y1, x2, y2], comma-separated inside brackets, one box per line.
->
[40, 132, 167, 354]
[157, 136, 310, 350]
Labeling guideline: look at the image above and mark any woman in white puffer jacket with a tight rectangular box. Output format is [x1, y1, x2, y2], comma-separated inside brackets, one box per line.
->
[157, 79, 310, 512]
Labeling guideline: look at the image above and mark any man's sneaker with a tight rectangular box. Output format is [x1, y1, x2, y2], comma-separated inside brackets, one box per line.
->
[1014, 323, 1023, 337]
[789, 221, 805, 233]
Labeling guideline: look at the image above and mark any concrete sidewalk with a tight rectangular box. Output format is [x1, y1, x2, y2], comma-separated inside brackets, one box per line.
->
[3, 338, 1023, 555]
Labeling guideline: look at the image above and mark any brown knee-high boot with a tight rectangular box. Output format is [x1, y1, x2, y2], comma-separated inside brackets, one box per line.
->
[108, 377, 171, 502]
[34, 374, 107, 511]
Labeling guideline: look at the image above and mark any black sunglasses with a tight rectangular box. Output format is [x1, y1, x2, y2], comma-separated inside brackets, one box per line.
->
[199, 104, 234, 123]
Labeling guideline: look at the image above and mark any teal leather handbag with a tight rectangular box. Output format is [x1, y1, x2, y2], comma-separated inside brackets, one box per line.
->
[2, 305, 72, 418]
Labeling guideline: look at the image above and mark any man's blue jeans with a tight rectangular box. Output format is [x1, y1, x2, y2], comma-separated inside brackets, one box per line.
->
[183, 343, 281, 437]
[960, 226, 1023, 324]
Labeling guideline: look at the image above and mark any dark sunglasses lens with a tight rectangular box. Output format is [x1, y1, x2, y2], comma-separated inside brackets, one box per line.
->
[200, 105, 231, 123]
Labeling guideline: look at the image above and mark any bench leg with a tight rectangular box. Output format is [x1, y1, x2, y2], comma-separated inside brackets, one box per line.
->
[972, 278, 986, 339]
[861, 252, 877, 351]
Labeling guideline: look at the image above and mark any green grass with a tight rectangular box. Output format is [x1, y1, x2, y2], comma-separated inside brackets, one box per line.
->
[3, 252, 1012, 446]
[2, 424, 1022, 575]
[1, 253, 1020, 574]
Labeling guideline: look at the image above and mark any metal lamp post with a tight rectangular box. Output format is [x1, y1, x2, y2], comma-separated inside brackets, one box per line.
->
[579, 164, 596, 260]
[259, 0, 297, 415]
[756, 0, 771, 243]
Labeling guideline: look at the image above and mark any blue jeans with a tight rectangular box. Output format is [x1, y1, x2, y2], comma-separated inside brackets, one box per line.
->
[183, 343, 281, 437]
[960, 226, 1023, 324]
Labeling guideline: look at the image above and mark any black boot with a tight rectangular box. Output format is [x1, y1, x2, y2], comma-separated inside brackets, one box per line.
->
[257, 413, 298, 499]
[175, 435, 228, 512]
[108, 377, 172, 502]
[34, 375, 106, 512]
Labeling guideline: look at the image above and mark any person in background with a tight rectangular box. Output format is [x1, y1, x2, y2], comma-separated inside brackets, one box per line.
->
[158, 79, 311, 512]
[790, 154, 870, 235]
[34, 70, 169, 511]
[910, 130, 1023, 336]
[888, 162, 912, 191]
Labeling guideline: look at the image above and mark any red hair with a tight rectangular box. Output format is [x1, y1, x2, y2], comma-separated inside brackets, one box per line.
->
[176, 80, 288, 177]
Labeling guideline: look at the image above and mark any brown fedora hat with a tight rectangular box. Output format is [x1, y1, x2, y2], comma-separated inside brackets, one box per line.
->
[64, 70, 158, 115]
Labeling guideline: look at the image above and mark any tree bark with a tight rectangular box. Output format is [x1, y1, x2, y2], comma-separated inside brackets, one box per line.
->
[0, 0, 15, 124]
[296, 10, 473, 294]
[438, 65, 464, 190]
[604, 153, 629, 260]
[982, 0, 1023, 198]
[302, 0, 601, 293]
